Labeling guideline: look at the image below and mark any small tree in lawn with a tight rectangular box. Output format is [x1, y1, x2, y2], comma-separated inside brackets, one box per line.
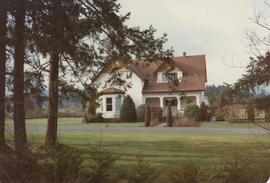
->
[144, 104, 151, 127]
[200, 102, 207, 121]
[166, 103, 173, 127]
[120, 95, 137, 122]
[246, 101, 255, 123]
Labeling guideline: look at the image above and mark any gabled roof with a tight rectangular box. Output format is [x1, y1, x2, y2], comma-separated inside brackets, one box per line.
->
[153, 58, 182, 74]
[101, 88, 125, 95]
[94, 54, 207, 93]
[136, 55, 207, 93]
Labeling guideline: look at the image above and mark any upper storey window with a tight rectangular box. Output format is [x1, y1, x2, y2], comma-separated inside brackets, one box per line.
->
[158, 72, 182, 83]
[161, 73, 177, 83]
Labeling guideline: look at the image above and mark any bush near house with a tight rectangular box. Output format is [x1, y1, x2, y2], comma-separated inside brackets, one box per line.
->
[120, 95, 137, 122]
[166, 103, 173, 127]
[137, 104, 146, 122]
[265, 110, 270, 122]
[215, 108, 225, 121]
[83, 113, 104, 123]
[200, 102, 207, 121]
[144, 104, 151, 127]
[184, 104, 200, 121]
[151, 107, 163, 123]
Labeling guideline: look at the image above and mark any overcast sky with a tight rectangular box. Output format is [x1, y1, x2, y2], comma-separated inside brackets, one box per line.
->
[120, 0, 260, 85]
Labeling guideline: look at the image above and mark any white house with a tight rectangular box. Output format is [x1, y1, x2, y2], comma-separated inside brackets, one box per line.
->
[94, 53, 208, 118]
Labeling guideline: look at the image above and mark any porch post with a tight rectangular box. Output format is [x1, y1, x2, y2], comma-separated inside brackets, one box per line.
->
[143, 96, 146, 104]
[195, 95, 200, 106]
[177, 96, 181, 111]
[160, 96, 164, 108]
[112, 96, 116, 113]
[103, 96, 106, 113]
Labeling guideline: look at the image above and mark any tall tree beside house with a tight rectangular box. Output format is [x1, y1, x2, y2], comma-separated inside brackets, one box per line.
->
[13, 0, 28, 167]
[0, 0, 8, 149]
[30, 0, 90, 147]
[120, 95, 137, 122]
[29, 0, 172, 146]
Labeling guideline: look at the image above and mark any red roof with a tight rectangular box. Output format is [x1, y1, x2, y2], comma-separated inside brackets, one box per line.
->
[95, 55, 207, 93]
[130, 55, 207, 93]
[101, 88, 125, 94]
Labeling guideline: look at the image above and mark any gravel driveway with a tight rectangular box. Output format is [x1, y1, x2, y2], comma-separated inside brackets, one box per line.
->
[23, 127, 270, 134]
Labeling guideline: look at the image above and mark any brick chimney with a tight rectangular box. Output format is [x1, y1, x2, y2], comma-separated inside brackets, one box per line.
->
[183, 51, 186, 57]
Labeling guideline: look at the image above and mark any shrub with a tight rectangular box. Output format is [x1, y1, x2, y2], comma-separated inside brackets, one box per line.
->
[117, 156, 158, 183]
[265, 110, 270, 122]
[166, 103, 173, 127]
[151, 107, 163, 122]
[83, 113, 104, 123]
[215, 108, 225, 121]
[144, 104, 151, 127]
[200, 102, 207, 121]
[169, 160, 204, 183]
[137, 104, 146, 122]
[120, 95, 137, 122]
[44, 147, 84, 183]
[206, 108, 212, 121]
[246, 101, 255, 122]
[88, 138, 121, 183]
[184, 104, 200, 121]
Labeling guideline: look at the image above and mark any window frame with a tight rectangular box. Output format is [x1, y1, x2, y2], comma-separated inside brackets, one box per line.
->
[106, 97, 113, 111]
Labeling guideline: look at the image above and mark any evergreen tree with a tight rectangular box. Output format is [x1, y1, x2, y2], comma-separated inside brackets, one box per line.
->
[0, 0, 7, 148]
[28, 0, 172, 146]
[120, 95, 137, 122]
[144, 104, 151, 127]
[166, 103, 173, 127]
[13, 0, 28, 168]
[200, 102, 207, 121]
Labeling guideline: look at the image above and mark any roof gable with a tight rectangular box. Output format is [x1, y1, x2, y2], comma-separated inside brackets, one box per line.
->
[94, 54, 207, 93]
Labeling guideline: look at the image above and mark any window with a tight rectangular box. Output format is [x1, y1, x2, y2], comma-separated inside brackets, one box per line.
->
[165, 99, 177, 106]
[162, 72, 178, 83]
[115, 96, 121, 112]
[106, 98, 113, 111]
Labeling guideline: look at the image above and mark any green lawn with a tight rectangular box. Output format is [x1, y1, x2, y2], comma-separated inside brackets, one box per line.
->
[6, 130, 270, 168]
[5, 120, 270, 182]
[5, 118, 144, 129]
[5, 118, 270, 129]
[201, 121, 270, 128]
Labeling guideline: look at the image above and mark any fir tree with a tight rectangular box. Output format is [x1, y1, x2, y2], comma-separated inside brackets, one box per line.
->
[166, 103, 173, 127]
[120, 95, 137, 122]
[144, 104, 151, 127]
[0, 0, 7, 148]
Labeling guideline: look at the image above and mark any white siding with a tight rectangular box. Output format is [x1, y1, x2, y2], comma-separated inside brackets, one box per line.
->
[96, 72, 144, 117]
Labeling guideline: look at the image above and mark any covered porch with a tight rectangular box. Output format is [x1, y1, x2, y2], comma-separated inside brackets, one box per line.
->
[143, 93, 201, 117]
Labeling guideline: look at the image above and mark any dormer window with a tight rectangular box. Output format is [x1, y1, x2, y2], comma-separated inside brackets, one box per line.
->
[158, 72, 181, 83]
[162, 73, 177, 83]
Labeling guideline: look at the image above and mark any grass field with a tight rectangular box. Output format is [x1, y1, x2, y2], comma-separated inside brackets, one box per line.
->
[5, 118, 144, 129]
[5, 118, 270, 129]
[5, 118, 270, 182]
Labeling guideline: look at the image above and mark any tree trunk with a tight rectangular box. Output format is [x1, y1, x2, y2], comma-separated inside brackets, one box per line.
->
[14, 0, 27, 160]
[45, 52, 59, 147]
[0, 0, 7, 147]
